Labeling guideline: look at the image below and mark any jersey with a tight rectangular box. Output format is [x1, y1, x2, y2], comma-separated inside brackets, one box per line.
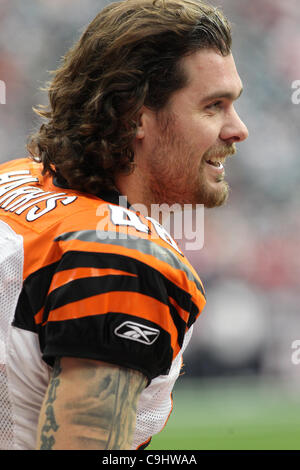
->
[0, 157, 206, 450]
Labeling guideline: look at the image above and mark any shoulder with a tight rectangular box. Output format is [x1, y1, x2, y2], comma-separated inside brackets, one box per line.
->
[56, 201, 205, 298]
[0, 157, 100, 226]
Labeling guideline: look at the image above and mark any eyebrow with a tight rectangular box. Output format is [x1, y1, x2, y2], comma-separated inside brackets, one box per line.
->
[202, 87, 243, 103]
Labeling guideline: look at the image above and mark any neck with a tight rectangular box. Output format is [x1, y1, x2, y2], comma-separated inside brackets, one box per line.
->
[115, 166, 148, 215]
[115, 168, 168, 225]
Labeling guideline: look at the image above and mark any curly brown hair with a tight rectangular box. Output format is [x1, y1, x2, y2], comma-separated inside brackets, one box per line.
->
[27, 0, 232, 195]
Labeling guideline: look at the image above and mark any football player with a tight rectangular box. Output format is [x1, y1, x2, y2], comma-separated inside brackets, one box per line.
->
[0, 0, 248, 450]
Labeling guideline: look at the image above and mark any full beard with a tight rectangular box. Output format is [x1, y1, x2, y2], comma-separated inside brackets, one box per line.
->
[145, 135, 234, 210]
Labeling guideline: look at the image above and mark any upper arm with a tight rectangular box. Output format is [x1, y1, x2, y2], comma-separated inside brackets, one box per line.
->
[38, 212, 205, 384]
[36, 357, 147, 450]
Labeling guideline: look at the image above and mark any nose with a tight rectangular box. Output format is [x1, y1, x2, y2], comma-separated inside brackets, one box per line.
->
[220, 106, 249, 145]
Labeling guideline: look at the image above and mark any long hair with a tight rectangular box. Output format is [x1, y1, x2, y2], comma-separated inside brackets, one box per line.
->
[27, 0, 232, 195]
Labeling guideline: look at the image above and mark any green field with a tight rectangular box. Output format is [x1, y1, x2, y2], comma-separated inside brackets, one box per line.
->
[148, 377, 300, 450]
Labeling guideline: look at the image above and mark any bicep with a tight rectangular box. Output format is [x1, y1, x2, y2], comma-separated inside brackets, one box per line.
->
[36, 357, 147, 450]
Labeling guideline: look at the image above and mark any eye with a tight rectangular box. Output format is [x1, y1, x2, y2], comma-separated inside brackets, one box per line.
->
[206, 100, 223, 110]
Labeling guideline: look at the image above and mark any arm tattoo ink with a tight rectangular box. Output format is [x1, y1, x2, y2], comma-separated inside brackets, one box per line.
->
[39, 358, 62, 450]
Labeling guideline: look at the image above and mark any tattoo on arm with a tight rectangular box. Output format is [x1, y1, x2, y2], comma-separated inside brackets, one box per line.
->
[66, 362, 146, 450]
[39, 358, 62, 450]
[37, 358, 147, 450]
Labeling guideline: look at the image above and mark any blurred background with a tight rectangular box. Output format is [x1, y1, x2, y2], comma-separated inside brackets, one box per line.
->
[0, 0, 299, 450]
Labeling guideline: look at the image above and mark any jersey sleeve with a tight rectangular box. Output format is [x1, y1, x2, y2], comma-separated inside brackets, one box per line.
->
[34, 215, 206, 383]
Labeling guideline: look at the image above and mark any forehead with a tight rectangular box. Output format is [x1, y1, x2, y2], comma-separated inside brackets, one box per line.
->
[177, 49, 242, 100]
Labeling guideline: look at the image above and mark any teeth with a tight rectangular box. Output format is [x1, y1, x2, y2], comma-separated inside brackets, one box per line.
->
[207, 160, 220, 167]
[206, 159, 224, 169]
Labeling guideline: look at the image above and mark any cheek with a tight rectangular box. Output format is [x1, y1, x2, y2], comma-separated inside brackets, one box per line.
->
[180, 117, 219, 155]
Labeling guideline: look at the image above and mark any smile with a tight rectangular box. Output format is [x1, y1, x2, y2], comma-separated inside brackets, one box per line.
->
[204, 158, 225, 176]
[205, 159, 224, 169]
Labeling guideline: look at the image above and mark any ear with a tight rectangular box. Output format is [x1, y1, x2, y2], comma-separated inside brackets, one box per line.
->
[135, 106, 156, 140]
[135, 108, 146, 140]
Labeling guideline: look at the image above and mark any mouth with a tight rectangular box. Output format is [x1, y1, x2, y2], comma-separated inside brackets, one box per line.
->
[204, 157, 226, 175]
[204, 144, 236, 171]
[205, 159, 224, 169]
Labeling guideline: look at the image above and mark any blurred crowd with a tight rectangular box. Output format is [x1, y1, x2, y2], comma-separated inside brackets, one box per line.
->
[0, 0, 299, 382]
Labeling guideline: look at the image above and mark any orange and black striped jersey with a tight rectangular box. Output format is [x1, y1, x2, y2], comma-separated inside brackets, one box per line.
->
[0, 157, 206, 450]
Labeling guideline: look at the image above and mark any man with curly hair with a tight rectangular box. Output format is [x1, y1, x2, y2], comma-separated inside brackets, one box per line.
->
[0, 0, 248, 450]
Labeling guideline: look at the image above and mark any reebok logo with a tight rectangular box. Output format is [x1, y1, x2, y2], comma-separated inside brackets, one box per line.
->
[114, 321, 160, 345]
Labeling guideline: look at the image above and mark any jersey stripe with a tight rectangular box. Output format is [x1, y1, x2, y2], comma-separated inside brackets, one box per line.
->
[55, 229, 205, 297]
[13, 261, 59, 332]
[45, 250, 201, 326]
[44, 273, 164, 313]
[15, 248, 202, 360]
[48, 267, 138, 294]
[168, 296, 190, 324]
[35, 273, 188, 356]
[53, 242, 206, 321]
[168, 302, 186, 351]
[40, 291, 181, 358]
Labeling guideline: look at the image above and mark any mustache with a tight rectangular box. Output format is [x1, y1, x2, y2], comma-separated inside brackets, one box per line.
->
[204, 143, 237, 159]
